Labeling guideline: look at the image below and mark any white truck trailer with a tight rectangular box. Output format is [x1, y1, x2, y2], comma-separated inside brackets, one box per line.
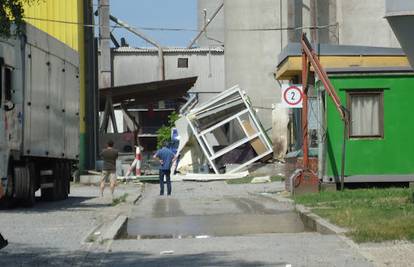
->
[0, 24, 80, 206]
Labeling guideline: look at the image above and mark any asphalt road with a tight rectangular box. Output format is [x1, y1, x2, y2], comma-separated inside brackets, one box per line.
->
[0, 183, 141, 266]
[0, 181, 374, 266]
[108, 181, 373, 267]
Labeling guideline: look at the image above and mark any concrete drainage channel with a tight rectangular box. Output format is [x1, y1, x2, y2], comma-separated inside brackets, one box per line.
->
[101, 194, 347, 242]
[122, 212, 309, 240]
[114, 199, 347, 241]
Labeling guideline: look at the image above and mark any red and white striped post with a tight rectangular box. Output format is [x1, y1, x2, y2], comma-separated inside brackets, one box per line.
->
[135, 146, 142, 176]
[126, 146, 142, 177]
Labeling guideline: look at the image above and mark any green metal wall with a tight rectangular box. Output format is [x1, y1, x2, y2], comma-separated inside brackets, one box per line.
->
[325, 74, 414, 178]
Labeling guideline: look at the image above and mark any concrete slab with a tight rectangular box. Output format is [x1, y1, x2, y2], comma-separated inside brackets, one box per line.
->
[102, 215, 128, 241]
[107, 233, 374, 267]
[80, 175, 101, 184]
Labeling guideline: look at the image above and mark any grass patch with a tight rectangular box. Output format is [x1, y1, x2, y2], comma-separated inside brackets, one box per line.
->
[294, 188, 414, 243]
[112, 193, 129, 206]
[226, 175, 284, 184]
[86, 235, 97, 243]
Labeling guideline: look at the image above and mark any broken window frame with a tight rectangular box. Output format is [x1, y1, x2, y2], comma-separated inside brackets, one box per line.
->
[186, 86, 273, 174]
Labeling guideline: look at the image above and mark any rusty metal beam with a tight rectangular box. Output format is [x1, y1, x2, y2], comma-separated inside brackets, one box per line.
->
[300, 33, 349, 190]
[301, 34, 346, 121]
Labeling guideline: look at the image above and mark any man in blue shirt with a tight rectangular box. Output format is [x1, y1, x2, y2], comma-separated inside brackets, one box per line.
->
[153, 142, 176, 196]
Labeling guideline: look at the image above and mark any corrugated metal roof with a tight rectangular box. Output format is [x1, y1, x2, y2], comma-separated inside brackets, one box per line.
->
[278, 43, 407, 65]
[99, 76, 198, 111]
[113, 47, 224, 54]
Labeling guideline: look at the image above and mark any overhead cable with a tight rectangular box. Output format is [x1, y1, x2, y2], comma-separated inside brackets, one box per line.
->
[23, 16, 337, 33]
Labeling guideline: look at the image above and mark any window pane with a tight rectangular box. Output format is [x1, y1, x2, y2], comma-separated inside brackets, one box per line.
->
[350, 94, 380, 136]
[177, 58, 188, 68]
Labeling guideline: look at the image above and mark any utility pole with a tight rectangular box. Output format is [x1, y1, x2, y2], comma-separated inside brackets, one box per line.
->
[98, 0, 118, 133]
[98, 0, 111, 89]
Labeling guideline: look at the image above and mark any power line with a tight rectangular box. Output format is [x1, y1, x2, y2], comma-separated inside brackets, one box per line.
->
[23, 16, 338, 33]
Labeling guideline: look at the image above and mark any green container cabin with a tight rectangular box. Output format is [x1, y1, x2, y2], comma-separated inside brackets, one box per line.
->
[276, 43, 414, 183]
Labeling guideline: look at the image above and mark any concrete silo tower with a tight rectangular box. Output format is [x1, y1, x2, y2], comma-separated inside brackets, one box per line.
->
[336, 0, 399, 47]
[224, 0, 289, 142]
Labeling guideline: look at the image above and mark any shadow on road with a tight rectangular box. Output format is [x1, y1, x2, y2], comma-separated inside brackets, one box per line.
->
[0, 196, 107, 213]
[0, 243, 285, 267]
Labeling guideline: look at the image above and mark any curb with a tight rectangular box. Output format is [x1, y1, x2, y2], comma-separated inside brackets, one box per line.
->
[102, 215, 128, 241]
[101, 184, 144, 241]
[272, 194, 378, 264]
[130, 183, 144, 204]
[295, 204, 348, 235]
[132, 193, 142, 204]
[79, 175, 101, 185]
[273, 195, 348, 235]
[81, 222, 104, 244]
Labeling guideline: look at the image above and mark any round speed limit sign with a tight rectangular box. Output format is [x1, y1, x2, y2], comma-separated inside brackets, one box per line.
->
[281, 85, 303, 108]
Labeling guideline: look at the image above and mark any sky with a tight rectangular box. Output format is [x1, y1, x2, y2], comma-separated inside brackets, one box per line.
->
[105, 0, 198, 47]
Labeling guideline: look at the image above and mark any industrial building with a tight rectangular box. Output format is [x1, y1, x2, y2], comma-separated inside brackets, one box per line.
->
[93, 0, 410, 173]
[196, 0, 401, 160]
[18, 0, 414, 177]
[112, 47, 224, 104]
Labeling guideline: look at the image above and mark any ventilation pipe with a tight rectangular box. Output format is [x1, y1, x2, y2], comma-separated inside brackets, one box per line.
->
[385, 0, 414, 68]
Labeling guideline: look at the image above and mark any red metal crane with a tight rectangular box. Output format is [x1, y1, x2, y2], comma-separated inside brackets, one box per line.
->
[295, 33, 349, 194]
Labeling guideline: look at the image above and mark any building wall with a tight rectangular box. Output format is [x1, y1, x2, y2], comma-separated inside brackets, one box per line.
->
[24, 0, 81, 51]
[112, 49, 225, 104]
[336, 0, 400, 47]
[295, 0, 399, 47]
[326, 74, 414, 178]
[224, 0, 289, 132]
[221, 0, 402, 160]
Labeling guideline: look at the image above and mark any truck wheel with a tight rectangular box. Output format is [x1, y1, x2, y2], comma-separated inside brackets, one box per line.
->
[21, 163, 36, 207]
[14, 165, 35, 207]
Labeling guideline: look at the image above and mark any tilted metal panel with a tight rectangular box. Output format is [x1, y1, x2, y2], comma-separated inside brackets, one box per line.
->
[186, 86, 273, 174]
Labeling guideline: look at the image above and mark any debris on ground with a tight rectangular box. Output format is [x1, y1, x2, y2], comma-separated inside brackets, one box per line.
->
[160, 250, 174, 255]
[176, 86, 273, 175]
[173, 171, 250, 182]
[250, 176, 271, 184]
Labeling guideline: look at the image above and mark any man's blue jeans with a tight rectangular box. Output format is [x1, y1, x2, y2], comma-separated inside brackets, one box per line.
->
[159, 169, 171, 195]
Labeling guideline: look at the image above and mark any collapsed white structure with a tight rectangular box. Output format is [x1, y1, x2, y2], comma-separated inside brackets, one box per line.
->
[184, 86, 273, 174]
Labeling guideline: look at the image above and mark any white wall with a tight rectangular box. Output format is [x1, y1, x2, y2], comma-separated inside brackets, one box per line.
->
[336, 0, 400, 47]
[113, 49, 225, 104]
[224, 0, 289, 131]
